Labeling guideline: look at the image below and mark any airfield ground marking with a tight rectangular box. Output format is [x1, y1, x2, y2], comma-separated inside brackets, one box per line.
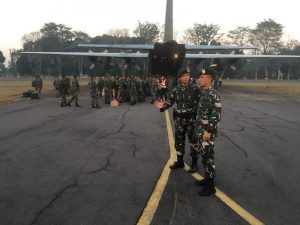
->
[138, 110, 264, 225]
[183, 165, 265, 225]
[136, 110, 176, 225]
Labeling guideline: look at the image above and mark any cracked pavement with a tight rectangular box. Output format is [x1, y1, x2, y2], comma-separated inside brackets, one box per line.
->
[1, 84, 300, 225]
[0, 91, 169, 225]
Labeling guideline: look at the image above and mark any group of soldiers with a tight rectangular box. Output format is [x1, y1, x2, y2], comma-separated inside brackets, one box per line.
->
[155, 67, 221, 196]
[52, 74, 177, 108]
[53, 75, 81, 107]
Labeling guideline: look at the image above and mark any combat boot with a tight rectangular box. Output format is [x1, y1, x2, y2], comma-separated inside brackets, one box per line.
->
[92, 104, 95, 108]
[169, 156, 184, 169]
[67, 102, 71, 107]
[75, 103, 81, 107]
[188, 157, 198, 173]
[198, 178, 216, 196]
[195, 177, 209, 186]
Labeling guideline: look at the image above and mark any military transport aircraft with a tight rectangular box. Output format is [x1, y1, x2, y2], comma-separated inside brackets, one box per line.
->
[21, 0, 300, 76]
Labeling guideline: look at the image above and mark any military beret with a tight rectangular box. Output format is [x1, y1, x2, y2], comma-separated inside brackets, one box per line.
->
[177, 68, 189, 78]
[199, 68, 215, 77]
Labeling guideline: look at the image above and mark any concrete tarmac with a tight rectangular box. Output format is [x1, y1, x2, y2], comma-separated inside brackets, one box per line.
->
[0, 85, 299, 225]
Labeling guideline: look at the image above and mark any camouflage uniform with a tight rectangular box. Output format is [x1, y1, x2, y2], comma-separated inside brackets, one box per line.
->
[117, 76, 126, 102]
[129, 77, 138, 105]
[32, 76, 43, 94]
[68, 76, 80, 107]
[103, 77, 113, 104]
[150, 77, 159, 103]
[162, 83, 201, 158]
[53, 78, 61, 98]
[88, 77, 100, 108]
[97, 77, 105, 98]
[195, 86, 221, 179]
[60, 77, 70, 107]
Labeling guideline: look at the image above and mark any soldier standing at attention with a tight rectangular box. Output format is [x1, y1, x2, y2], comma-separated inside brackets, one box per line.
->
[68, 75, 81, 107]
[88, 75, 100, 108]
[194, 68, 221, 196]
[155, 68, 201, 172]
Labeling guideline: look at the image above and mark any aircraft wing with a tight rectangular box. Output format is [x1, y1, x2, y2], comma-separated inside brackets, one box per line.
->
[21, 51, 149, 58]
[185, 45, 258, 50]
[78, 44, 258, 51]
[186, 54, 300, 59]
[78, 44, 154, 50]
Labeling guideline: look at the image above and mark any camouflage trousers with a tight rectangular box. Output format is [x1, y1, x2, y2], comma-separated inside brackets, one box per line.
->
[61, 94, 68, 106]
[195, 127, 216, 179]
[198, 140, 216, 179]
[69, 92, 79, 104]
[35, 87, 42, 94]
[104, 88, 112, 104]
[174, 117, 198, 158]
[90, 95, 99, 107]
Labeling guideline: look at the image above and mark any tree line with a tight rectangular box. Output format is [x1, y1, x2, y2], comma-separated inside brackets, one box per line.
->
[1, 19, 300, 79]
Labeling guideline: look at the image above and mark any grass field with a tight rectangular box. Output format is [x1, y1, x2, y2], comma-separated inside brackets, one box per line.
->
[1, 78, 299, 104]
[223, 79, 300, 96]
[0, 78, 91, 104]
[0, 80, 53, 103]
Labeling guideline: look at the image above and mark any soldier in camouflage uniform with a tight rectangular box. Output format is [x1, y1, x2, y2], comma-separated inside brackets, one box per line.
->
[53, 77, 61, 98]
[103, 76, 113, 104]
[60, 75, 70, 107]
[129, 76, 138, 105]
[97, 76, 105, 98]
[150, 76, 159, 104]
[194, 68, 221, 196]
[156, 68, 201, 172]
[32, 75, 43, 94]
[68, 75, 81, 107]
[117, 75, 126, 102]
[88, 75, 100, 108]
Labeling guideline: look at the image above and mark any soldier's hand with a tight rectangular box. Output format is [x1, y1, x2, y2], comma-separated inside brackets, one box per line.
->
[203, 131, 211, 141]
[154, 100, 164, 109]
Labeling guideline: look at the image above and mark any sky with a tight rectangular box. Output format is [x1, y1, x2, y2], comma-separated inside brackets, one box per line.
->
[1, 0, 300, 63]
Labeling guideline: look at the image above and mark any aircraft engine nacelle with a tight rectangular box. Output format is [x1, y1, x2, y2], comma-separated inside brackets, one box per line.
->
[149, 41, 185, 77]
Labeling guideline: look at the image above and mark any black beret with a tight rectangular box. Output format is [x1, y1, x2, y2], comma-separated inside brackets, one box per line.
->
[177, 68, 189, 78]
[199, 68, 215, 77]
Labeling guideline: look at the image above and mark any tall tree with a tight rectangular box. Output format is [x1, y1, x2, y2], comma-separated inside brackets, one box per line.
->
[9, 49, 21, 76]
[0, 50, 5, 72]
[108, 28, 130, 38]
[227, 26, 251, 45]
[250, 19, 284, 55]
[183, 23, 222, 45]
[248, 19, 284, 78]
[133, 21, 160, 44]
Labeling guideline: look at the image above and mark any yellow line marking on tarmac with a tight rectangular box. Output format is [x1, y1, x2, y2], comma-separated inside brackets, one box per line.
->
[138, 110, 264, 225]
[184, 165, 264, 225]
[136, 111, 176, 225]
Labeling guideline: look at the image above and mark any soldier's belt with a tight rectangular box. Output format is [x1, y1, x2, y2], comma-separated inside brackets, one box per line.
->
[174, 111, 196, 119]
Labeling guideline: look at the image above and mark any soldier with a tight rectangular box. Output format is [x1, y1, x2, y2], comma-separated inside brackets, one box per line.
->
[194, 68, 221, 196]
[150, 75, 159, 104]
[117, 75, 126, 102]
[103, 76, 113, 104]
[155, 68, 201, 172]
[88, 75, 100, 108]
[53, 77, 61, 98]
[68, 75, 81, 107]
[32, 75, 43, 94]
[60, 75, 70, 107]
[97, 76, 105, 98]
[128, 76, 138, 105]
